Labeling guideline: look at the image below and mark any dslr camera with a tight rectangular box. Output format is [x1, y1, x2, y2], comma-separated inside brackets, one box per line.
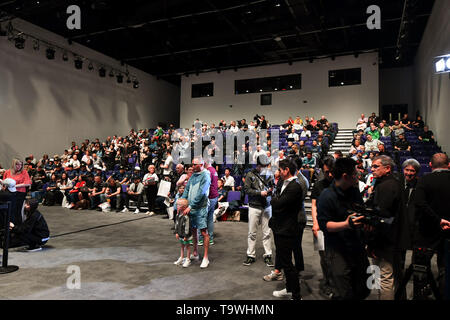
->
[348, 203, 394, 227]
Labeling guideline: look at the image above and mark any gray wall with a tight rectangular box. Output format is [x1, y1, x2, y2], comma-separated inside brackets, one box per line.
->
[413, 0, 450, 154]
[180, 52, 379, 129]
[379, 67, 414, 116]
[0, 19, 180, 167]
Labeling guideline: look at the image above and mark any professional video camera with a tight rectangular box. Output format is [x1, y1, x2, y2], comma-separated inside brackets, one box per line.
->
[253, 114, 261, 121]
[348, 203, 394, 227]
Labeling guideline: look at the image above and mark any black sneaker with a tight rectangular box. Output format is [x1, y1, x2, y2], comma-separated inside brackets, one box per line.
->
[26, 245, 42, 252]
[264, 255, 275, 267]
[319, 285, 334, 300]
[243, 256, 256, 266]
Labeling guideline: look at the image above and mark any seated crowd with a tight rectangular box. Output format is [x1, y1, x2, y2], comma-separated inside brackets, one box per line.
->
[0, 115, 337, 219]
[349, 112, 441, 194]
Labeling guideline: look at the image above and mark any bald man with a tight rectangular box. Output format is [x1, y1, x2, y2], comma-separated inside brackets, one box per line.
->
[414, 153, 450, 297]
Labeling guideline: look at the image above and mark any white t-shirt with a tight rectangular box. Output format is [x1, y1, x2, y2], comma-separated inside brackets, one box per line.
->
[222, 175, 235, 187]
[253, 150, 266, 162]
[143, 173, 159, 186]
[300, 130, 311, 138]
[163, 155, 173, 175]
[70, 159, 81, 168]
[288, 133, 299, 141]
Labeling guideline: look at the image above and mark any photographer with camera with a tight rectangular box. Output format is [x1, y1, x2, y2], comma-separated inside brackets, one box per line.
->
[365, 155, 402, 300]
[414, 153, 450, 297]
[317, 157, 371, 300]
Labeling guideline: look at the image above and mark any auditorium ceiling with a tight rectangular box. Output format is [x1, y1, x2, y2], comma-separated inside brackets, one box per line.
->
[0, 0, 435, 84]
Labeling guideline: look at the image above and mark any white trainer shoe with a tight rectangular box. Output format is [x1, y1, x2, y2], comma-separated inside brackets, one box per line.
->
[134, 209, 140, 214]
[182, 258, 191, 268]
[200, 258, 209, 269]
[273, 288, 292, 298]
[121, 208, 129, 213]
[174, 257, 185, 265]
[190, 254, 200, 261]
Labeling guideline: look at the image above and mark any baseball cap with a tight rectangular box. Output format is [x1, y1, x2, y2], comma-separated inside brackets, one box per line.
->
[1, 178, 17, 192]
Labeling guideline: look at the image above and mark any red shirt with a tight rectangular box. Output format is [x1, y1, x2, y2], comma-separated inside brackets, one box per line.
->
[70, 181, 86, 193]
[3, 169, 31, 193]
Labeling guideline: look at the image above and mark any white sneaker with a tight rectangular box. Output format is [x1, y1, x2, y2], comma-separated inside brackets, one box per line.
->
[174, 257, 185, 265]
[121, 208, 129, 213]
[182, 258, 191, 268]
[273, 288, 292, 298]
[200, 258, 209, 269]
[146, 211, 155, 216]
[134, 209, 140, 214]
[190, 254, 200, 261]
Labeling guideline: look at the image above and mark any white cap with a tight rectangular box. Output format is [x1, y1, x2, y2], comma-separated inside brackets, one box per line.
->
[1, 178, 17, 192]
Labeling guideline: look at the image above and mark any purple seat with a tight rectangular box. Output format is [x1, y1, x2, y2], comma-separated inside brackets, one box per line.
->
[227, 191, 241, 202]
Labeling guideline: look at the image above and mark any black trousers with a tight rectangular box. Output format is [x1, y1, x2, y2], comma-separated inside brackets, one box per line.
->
[326, 246, 370, 300]
[319, 250, 333, 288]
[146, 185, 158, 211]
[274, 224, 305, 273]
[274, 234, 301, 299]
[10, 232, 48, 248]
[293, 223, 305, 272]
[125, 193, 143, 211]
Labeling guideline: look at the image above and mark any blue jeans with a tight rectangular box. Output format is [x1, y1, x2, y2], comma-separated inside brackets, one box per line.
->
[199, 197, 218, 242]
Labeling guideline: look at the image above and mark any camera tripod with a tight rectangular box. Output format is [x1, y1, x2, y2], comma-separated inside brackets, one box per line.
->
[395, 247, 441, 300]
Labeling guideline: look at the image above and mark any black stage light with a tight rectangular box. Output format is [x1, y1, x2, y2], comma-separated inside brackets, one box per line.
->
[116, 74, 123, 83]
[15, 36, 25, 49]
[0, 25, 7, 37]
[74, 57, 83, 69]
[133, 80, 139, 89]
[309, 57, 314, 63]
[88, 62, 94, 70]
[126, 76, 131, 83]
[99, 67, 106, 77]
[46, 47, 55, 59]
[62, 52, 68, 61]
[109, 69, 114, 77]
[33, 40, 39, 50]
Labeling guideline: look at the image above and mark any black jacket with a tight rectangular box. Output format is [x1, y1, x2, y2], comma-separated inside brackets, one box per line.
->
[414, 169, 450, 249]
[13, 209, 50, 240]
[367, 173, 402, 250]
[243, 169, 274, 209]
[269, 178, 303, 237]
[396, 177, 417, 250]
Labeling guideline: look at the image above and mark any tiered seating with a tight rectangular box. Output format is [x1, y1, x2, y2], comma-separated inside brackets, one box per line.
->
[381, 129, 441, 176]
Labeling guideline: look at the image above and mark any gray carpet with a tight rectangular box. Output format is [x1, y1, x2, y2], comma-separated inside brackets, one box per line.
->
[0, 206, 428, 300]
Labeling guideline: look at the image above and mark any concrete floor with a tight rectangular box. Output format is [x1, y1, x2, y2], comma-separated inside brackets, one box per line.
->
[0, 205, 427, 300]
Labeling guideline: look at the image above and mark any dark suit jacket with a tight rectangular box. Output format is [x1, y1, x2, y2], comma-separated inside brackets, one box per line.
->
[414, 169, 450, 248]
[396, 177, 417, 250]
[269, 178, 304, 237]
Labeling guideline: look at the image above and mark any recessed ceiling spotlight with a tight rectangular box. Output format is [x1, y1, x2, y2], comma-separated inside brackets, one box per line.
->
[14, 36, 25, 49]
[46, 47, 55, 59]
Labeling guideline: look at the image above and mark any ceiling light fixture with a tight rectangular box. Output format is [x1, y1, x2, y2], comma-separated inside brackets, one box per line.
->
[46, 47, 55, 59]
[99, 67, 106, 77]
[33, 39, 39, 50]
[74, 57, 83, 69]
[14, 36, 25, 49]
